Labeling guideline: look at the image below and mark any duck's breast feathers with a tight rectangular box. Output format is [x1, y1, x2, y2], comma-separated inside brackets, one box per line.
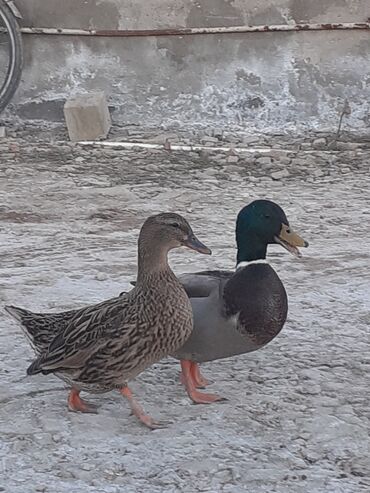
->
[179, 270, 233, 298]
[223, 263, 288, 344]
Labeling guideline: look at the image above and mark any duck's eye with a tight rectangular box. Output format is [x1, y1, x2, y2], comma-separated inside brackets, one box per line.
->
[170, 222, 180, 229]
[286, 228, 291, 234]
[264, 215, 270, 219]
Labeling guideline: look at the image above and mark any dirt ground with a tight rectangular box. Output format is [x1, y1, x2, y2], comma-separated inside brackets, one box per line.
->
[1, 128, 370, 493]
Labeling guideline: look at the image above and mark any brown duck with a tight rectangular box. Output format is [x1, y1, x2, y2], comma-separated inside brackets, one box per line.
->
[5, 212, 211, 428]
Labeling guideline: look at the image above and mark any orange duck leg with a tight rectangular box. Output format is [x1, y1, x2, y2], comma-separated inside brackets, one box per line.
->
[180, 360, 226, 404]
[120, 386, 167, 430]
[67, 388, 99, 413]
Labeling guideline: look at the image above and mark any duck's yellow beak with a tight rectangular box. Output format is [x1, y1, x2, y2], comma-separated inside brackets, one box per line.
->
[274, 224, 308, 258]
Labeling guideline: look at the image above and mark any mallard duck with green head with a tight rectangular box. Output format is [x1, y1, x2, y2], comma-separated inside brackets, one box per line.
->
[173, 199, 308, 403]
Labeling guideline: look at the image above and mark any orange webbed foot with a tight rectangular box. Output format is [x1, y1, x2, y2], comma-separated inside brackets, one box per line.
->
[67, 388, 99, 413]
[191, 362, 211, 388]
[180, 360, 227, 404]
[120, 386, 168, 429]
[180, 361, 211, 388]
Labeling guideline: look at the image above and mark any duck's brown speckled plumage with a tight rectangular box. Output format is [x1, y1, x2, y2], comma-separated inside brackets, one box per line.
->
[25, 270, 192, 393]
[5, 212, 211, 427]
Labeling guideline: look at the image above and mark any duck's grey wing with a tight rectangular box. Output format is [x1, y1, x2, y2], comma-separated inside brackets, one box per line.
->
[27, 295, 134, 375]
[178, 270, 233, 298]
[127, 270, 233, 298]
[173, 274, 240, 362]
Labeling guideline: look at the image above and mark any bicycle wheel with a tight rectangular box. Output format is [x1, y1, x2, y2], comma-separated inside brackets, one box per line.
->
[0, 0, 23, 114]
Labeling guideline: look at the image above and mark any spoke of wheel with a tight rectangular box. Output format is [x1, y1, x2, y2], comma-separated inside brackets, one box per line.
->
[0, 0, 23, 114]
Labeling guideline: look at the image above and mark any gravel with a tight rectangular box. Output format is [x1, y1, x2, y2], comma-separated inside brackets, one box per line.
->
[1, 126, 370, 493]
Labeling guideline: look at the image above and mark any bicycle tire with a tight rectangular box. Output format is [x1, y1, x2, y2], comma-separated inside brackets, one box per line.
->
[0, 0, 23, 114]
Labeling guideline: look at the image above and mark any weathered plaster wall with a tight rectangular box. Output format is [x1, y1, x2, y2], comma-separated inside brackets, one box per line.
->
[7, 0, 370, 132]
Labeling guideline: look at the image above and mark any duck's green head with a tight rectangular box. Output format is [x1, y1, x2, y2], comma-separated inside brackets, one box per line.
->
[236, 200, 308, 263]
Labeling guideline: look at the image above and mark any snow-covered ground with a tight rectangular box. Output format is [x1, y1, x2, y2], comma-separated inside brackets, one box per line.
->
[1, 131, 370, 492]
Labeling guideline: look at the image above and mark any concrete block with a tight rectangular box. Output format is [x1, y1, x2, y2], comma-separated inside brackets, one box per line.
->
[63, 92, 111, 142]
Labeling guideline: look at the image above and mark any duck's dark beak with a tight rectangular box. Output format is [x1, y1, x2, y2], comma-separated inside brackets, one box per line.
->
[274, 224, 309, 258]
[183, 234, 212, 255]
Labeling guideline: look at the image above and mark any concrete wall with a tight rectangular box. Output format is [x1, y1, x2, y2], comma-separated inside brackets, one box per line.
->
[8, 0, 370, 132]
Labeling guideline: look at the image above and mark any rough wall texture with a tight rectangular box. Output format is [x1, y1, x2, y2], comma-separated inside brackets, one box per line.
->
[7, 0, 370, 132]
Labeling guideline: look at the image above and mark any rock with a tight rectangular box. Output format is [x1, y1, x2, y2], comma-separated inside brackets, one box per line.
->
[248, 374, 265, 383]
[327, 140, 338, 150]
[8, 142, 19, 152]
[64, 92, 111, 142]
[276, 157, 292, 166]
[214, 153, 226, 162]
[256, 156, 273, 166]
[145, 132, 179, 143]
[69, 469, 93, 481]
[0, 127, 6, 138]
[298, 384, 321, 395]
[212, 128, 224, 138]
[201, 136, 219, 144]
[224, 164, 242, 173]
[95, 272, 108, 281]
[148, 148, 163, 155]
[313, 169, 324, 178]
[242, 135, 260, 145]
[291, 158, 309, 167]
[300, 142, 312, 150]
[119, 187, 137, 200]
[52, 434, 62, 443]
[202, 168, 217, 176]
[225, 135, 241, 144]
[267, 150, 289, 160]
[198, 150, 211, 161]
[312, 138, 327, 149]
[335, 142, 362, 151]
[303, 450, 322, 463]
[271, 169, 290, 180]
[226, 155, 239, 164]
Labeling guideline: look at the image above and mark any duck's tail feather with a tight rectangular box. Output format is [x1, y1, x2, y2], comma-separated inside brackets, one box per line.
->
[27, 358, 44, 375]
[27, 357, 62, 376]
[4, 305, 30, 322]
[4, 305, 50, 354]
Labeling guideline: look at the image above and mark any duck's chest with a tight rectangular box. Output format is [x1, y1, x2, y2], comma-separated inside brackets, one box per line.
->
[140, 282, 193, 354]
[223, 263, 288, 346]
